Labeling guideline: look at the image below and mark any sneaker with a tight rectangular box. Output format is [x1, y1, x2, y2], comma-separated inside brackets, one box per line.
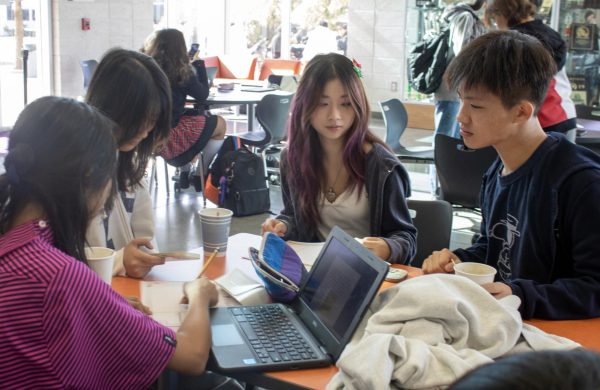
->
[179, 171, 190, 189]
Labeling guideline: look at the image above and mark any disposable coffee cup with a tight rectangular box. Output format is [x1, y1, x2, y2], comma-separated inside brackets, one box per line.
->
[85, 246, 115, 284]
[199, 207, 233, 257]
[454, 262, 497, 285]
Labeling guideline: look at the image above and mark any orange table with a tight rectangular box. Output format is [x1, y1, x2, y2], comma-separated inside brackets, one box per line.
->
[112, 233, 600, 390]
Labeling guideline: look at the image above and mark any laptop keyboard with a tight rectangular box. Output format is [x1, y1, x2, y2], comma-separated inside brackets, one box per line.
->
[231, 305, 320, 363]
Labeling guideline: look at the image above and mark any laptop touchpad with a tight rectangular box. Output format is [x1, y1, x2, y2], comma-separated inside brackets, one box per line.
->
[212, 324, 245, 346]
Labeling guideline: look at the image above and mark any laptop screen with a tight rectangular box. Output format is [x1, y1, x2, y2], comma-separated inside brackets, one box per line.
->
[300, 236, 381, 341]
[206, 66, 218, 85]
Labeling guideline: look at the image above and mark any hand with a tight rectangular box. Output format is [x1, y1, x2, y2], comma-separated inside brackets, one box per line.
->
[261, 218, 287, 237]
[126, 296, 152, 315]
[361, 237, 391, 261]
[183, 277, 219, 307]
[123, 237, 165, 278]
[422, 249, 460, 274]
[482, 282, 512, 299]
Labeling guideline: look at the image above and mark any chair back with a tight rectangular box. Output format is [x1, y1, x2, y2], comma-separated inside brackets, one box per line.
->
[407, 199, 453, 267]
[256, 93, 294, 146]
[434, 134, 498, 209]
[80, 59, 98, 90]
[214, 55, 257, 79]
[258, 59, 302, 80]
[379, 98, 409, 153]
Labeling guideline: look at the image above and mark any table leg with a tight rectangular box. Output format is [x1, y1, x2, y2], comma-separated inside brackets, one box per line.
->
[247, 103, 255, 132]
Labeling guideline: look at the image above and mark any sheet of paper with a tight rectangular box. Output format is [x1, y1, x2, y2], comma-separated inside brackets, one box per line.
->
[287, 241, 324, 270]
[140, 281, 187, 327]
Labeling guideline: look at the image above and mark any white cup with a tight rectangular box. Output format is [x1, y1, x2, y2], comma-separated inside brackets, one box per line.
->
[454, 262, 497, 285]
[85, 247, 115, 284]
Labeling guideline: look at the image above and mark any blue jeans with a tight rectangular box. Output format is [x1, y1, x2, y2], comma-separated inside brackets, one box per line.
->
[434, 100, 461, 138]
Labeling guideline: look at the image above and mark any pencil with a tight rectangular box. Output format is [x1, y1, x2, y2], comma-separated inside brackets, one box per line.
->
[197, 248, 220, 278]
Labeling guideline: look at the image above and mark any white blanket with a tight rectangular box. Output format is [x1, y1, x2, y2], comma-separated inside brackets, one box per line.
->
[327, 274, 579, 390]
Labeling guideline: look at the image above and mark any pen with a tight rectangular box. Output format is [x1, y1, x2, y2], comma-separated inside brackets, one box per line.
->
[197, 248, 220, 278]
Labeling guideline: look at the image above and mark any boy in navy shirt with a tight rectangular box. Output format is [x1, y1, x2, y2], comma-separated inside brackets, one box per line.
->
[422, 30, 600, 320]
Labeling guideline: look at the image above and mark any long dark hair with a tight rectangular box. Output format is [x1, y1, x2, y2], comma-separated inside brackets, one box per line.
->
[0, 96, 117, 261]
[144, 28, 194, 87]
[86, 48, 171, 192]
[286, 53, 385, 231]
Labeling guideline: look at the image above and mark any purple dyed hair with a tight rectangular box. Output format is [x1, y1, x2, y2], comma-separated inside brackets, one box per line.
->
[285, 53, 386, 231]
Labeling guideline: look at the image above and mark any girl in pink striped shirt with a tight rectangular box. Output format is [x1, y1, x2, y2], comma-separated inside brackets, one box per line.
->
[0, 97, 218, 388]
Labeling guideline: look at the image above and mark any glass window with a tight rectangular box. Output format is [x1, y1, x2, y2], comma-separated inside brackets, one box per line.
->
[0, 0, 51, 126]
[159, 0, 347, 59]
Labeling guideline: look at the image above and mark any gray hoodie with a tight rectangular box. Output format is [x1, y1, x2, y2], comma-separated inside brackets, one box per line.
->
[435, 4, 486, 101]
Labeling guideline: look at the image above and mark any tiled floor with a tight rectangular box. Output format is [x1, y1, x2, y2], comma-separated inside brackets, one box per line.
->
[150, 117, 481, 256]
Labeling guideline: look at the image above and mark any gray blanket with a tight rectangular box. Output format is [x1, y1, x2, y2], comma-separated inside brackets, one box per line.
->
[327, 274, 579, 390]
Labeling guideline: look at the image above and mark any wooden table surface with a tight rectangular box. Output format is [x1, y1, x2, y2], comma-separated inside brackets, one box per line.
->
[112, 233, 600, 390]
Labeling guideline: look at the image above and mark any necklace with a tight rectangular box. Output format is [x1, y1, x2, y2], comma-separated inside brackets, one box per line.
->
[325, 167, 343, 203]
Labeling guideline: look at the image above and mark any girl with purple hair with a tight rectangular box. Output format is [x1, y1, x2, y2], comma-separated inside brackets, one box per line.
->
[261, 53, 417, 264]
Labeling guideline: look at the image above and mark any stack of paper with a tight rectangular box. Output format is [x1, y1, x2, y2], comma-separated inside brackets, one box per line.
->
[215, 268, 270, 305]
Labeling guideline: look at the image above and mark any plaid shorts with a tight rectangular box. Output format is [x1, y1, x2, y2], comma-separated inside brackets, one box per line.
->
[158, 115, 216, 164]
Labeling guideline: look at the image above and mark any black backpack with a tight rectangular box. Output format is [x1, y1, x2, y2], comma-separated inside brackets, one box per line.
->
[205, 137, 271, 216]
[407, 28, 451, 95]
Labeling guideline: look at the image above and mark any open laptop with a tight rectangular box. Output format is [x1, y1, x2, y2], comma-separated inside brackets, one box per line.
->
[205, 66, 218, 86]
[209, 226, 389, 372]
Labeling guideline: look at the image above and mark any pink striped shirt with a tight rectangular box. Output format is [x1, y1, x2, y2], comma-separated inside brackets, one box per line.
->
[0, 220, 176, 389]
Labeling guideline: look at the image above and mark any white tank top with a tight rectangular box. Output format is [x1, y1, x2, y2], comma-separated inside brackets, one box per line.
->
[317, 184, 370, 241]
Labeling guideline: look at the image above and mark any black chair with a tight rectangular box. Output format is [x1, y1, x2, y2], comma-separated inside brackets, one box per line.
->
[80, 59, 98, 91]
[407, 199, 453, 268]
[237, 93, 294, 186]
[379, 98, 434, 164]
[434, 134, 497, 209]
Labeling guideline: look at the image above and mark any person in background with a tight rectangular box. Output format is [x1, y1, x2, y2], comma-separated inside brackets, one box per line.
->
[449, 349, 600, 389]
[86, 49, 170, 278]
[0, 96, 219, 387]
[422, 31, 600, 320]
[144, 28, 227, 191]
[261, 53, 417, 264]
[269, 28, 282, 59]
[486, 0, 578, 141]
[434, 0, 486, 140]
[584, 10, 600, 106]
[336, 23, 348, 56]
[430, 0, 486, 195]
[301, 21, 339, 64]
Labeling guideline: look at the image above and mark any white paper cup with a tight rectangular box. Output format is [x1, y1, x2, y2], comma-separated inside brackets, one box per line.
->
[199, 208, 233, 256]
[85, 247, 115, 284]
[454, 262, 497, 285]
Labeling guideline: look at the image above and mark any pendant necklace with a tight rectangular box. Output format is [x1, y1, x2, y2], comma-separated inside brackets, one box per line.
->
[325, 166, 343, 203]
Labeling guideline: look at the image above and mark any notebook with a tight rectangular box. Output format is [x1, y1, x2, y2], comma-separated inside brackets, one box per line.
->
[209, 226, 389, 372]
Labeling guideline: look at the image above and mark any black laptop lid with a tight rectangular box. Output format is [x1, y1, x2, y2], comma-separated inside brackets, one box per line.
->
[294, 226, 388, 360]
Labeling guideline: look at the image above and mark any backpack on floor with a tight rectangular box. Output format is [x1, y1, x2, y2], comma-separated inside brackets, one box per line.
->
[205, 137, 271, 216]
[407, 27, 451, 95]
